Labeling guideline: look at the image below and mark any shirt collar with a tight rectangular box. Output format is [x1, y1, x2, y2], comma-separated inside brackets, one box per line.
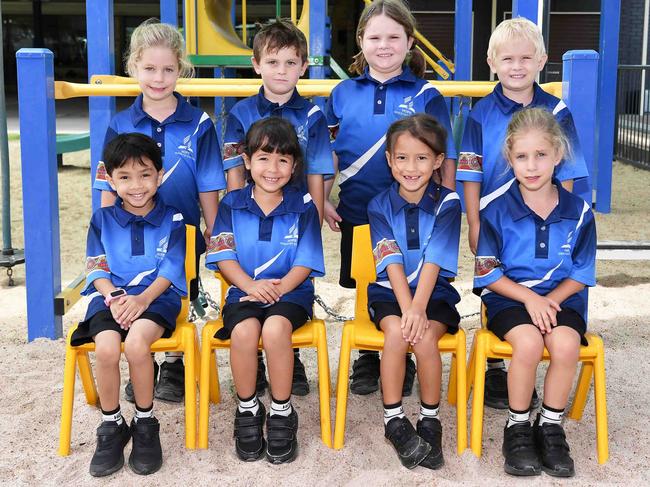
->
[112, 195, 166, 227]
[493, 82, 545, 114]
[230, 184, 309, 216]
[506, 178, 582, 222]
[130, 92, 194, 126]
[388, 181, 440, 215]
[355, 65, 417, 85]
[255, 86, 306, 114]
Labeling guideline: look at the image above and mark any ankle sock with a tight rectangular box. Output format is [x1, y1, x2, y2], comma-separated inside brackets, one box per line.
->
[418, 401, 439, 421]
[383, 401, 405, 425]
[538, 403, 564, 426]
[237, 393, 260, 415]
[506, 407, 530, 428]
[270, 397, 292, 417]
[134, 403, 154, 423]
[101, 406, 123, 425]
[165, 352, 182, 364]
[487, 358, 506, 370]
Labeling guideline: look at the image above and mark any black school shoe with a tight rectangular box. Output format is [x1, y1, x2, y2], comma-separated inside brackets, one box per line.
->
[484, 368, 540, 410]
[128, 417, 163, 475]
[502, 422, 542, 476]
[234, 402, 266, 461]
[125, 360, 159, 403]
[533, 415, 575, 477]
[384, 416, 431, 469]
[402, 355, 417, 397]
[350, 352, 380, 395]
[416, 417, 444, 470]
[89, 419, 131, 477]
[266, 409, 299, 464]
[257, 354, 269, 395]
[291, 354, 310, 396]
[155, 360, 184, 403]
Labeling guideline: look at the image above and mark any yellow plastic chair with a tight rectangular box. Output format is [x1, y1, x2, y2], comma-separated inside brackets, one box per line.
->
[467, 304, 609, 463]
[333, 224, 468, 453]
[198, 275, 332, 449]
[59, 225, 201, 455]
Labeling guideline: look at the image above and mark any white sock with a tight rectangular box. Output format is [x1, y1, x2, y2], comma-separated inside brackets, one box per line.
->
[506, 408, 530, 428]
[270, 398, 292, 417]
[165, 352, 182, 363]
[238, 394, 260, 415]
[418, 402, 439, 421]
[134, 404, 154, 423]
[538, 404, 564, 426]
[383, 402, 405, 425]
[102, 407, 123, 425]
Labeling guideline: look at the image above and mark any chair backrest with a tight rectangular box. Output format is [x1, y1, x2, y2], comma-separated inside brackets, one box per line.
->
[179, 224, 196, 321]
[350, 224, 377, 320]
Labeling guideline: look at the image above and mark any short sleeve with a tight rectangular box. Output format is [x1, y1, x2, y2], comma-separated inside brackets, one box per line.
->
[305, 108, 335, 176]
[157, 214, 188, 296]
[196, 115, 227, 192]
[293, 202, 325, 277]
[424, 193, 461, 278]
[554, 108, 590, 182]
[222, 112, 246, 171]
[569, 203, 597, 287]
[205, 197, 236, 269]
[368, 199, 403, 275]
[425, 93, 457, 160]
[457, 113, 484, 183]
[93, 124, 119, 191]
[324, 92, 340, 142]
[82, 212, 111, 294]
[473, 213, 504, 288]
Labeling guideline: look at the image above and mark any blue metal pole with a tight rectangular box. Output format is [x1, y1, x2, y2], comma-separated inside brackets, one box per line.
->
[454, 0, 472, 117]
[512, 0, 540, 23]
[16, 49, 61, 340]
[87, 0, 115, 212]
[309, 0, 328, 108]
[160, 0, 178, 26]
[562, 50, 599, 205]
[595, 0, 621, 213]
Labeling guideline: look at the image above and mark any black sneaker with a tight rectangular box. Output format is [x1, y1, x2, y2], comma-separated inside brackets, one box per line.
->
[416, 417, 444, 470]
[234, 402, 266, 461]
[484, 368, 540, 410]
[534, 415, 575, 477]
[89, 419, 131, 477]
[350, 352, 380, 395]
[502, 422, 541, 476]
[154, 360, 184, 403]
[257, 353, 268, 395]
[402, 355, 416, 397]
[128, 417, 163, 475]
[291, 353, 309, 396]
[125, 360, 159, 403]
[384, 416, 431, 469]
[266, 409, 299, 464]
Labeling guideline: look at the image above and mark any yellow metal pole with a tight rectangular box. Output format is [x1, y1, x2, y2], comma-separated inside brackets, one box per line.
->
[242, 0, 247, 43]
[291, 0, 297, 23]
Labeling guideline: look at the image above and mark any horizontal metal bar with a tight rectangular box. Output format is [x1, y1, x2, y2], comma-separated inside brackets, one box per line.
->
[54, 273, 85, 317]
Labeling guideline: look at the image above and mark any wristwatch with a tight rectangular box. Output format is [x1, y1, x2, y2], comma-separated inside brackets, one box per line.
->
[104, 288, 126, 307]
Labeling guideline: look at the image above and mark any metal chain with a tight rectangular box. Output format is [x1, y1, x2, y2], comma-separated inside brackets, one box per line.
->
[6, 267, 14, 287]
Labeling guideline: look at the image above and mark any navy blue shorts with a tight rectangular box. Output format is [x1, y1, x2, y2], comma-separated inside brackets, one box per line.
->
[368, 300, 460, 334]
[71, 310, 173, 347]
[217, 301, 309, 340]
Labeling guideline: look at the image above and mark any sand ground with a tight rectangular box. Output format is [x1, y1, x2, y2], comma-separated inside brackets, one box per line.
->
[1, 141, 649, 485]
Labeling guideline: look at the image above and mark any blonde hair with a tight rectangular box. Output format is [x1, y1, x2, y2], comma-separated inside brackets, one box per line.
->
[503, 107, 570, 163]
[126, 19, 194, 78]
[487, 17, 546, 61]
[349, 0, 425, 77]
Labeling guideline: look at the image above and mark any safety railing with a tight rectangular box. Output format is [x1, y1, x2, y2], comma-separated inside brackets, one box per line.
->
[616, 65, 650, 169]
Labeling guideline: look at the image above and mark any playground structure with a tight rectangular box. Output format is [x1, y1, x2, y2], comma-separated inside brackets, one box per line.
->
[15, 0, 620, 347]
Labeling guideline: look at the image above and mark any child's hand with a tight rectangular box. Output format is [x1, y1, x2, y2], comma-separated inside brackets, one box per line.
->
[324, 200, 342, 232]
[401, 306, 428, 345]
[468, 222, 479, 255]
[242, 279, 282, 304]
[109, 299, 130, 330]
[203, 227, 213, 247]
[524, 294, 561, 334]
[114, 294, 151, 327]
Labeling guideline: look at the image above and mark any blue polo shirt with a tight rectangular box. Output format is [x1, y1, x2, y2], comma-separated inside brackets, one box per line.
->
[82, 196, 187, 325]
[325, 66, 458, 225]
[93, 92, 226, 250]
[222, 87, 334, 180]
[205, 185, 325, 317]
[457, 83, 590, 207]
[474, 179, 597, 322]
[367, 181, 461, 308]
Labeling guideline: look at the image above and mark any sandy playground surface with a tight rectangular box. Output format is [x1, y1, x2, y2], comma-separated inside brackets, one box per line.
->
[1, 140, 650, 485]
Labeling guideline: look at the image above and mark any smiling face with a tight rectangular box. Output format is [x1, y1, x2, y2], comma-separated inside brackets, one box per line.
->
[359, 13, 413, 82]
[252, 46, 308, 104]
[106, 157, 163, 215]
[507, 128, 562, 193]
[134, 46, 180, 105]
[245, 148, 295, 198]
[487, 39, 547, 100]
[387, 132, 444, 203]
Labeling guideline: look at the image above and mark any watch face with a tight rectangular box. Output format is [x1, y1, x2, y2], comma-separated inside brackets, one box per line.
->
[110, 289, 126, 298]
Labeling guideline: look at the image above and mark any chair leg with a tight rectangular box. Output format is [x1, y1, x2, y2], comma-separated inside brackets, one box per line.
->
[568, 362, 593, 421]
[466, 336, 477, 400]
[59, 346, 78, 456]
[315, 322, 333, 448]
[592, 338, 609, 464]
[182, 327, 197, 450]
[77, 351, 98, 406]
[194, 329, 202, 383]
[447, 352, 457, 406]
[470, 332, 489, 458]
[198, 329, 214, 449]
[210, 350, 221, 404]
[455, 329, 468, 454]
[333, 324, 353, 450]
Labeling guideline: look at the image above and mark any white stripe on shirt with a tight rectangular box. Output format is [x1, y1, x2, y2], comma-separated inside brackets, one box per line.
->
[479, 178, 516, 211]
[339, 134, 386, 184]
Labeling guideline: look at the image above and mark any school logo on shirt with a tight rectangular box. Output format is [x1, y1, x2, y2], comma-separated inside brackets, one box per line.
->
[207, 232, 235, 256]
[295, 123, 308, 146]
[156, 236, 169, 260]
[458, 152, 483, 172]
[395, 96, 415, 117]
[373, 239, 402, 267]
[281, 220, 299, 247]
[474, 256, 500, 278]
[86, 254, 110, 275]
[176, 134, 194, 159]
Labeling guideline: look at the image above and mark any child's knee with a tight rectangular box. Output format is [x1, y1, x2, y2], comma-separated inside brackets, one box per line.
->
[95, 341, 121, 366]
[230, 321, 261, 351]
[413, 332, 438, 357]
[261, 318, 292, 350]
[511, 332, 544, 364]
[548, 333, 580, 364]
[124, 335, 151, 363]
[382, 324, 409, 353]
